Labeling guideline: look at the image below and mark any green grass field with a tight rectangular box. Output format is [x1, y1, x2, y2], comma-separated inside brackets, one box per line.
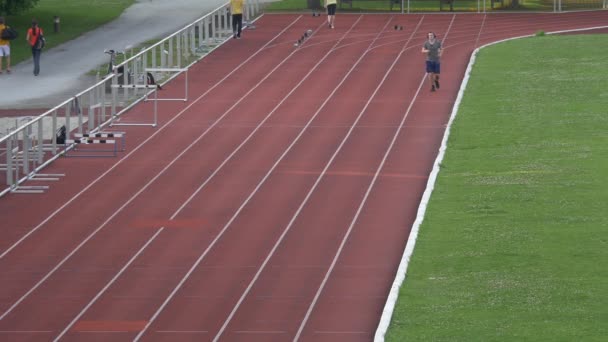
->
[2, 0, 134, 67]
[385, 34, 608, 341]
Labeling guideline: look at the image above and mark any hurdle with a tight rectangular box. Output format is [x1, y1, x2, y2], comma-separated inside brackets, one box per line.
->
[110, 83, 159, 127]
[64, 137, 120, 158]
[244, 0, 260, 29]
[244, 20, 256, 30]
[144, 67, 189, 102]
[73, 131, 125, 152]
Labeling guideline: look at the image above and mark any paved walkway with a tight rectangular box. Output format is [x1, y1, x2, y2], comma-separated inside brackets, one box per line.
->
[0, 0, 273, 111]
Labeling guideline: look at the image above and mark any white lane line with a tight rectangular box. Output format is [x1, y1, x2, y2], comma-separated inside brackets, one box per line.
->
[0, 16, 303, 260]
[156, 330, 208, 333]
[292, 14, 438, 342]
[52, 19, 331, 342]
[134, 16, 367, 342]
[52, 229, 163, 341]
[0, 17, 303, 322]
[212, 15, 401, 342]
[234, 330, 287, 334]
[75, 331, 130, 333]
[314, 330, 369, 334]
[474, 14, 487, 48]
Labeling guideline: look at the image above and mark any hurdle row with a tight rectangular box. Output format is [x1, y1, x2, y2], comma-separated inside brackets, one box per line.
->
[1, 124, 65, 194]
[0, 129, 126, 194]
[0, 1, 266, 198]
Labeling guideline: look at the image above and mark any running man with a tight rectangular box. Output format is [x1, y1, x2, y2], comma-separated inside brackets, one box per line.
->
[324, 0, 337, 29]
[422, 32, 442, 92]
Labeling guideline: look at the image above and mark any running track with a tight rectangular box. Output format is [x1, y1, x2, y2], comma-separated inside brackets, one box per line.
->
[1, 11, 607, 342]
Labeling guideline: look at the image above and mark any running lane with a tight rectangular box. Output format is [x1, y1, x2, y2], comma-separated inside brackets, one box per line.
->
[87, 15, 401, 342]
[49, 14, 377, 342]
[0, 14, 314, 338]
[1, 10, 608, 342]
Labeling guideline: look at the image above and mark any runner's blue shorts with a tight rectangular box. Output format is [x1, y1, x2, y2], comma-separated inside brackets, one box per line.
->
[426, 60, 441, 74]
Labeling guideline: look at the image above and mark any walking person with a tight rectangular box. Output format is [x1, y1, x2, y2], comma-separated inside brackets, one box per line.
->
[0, 17, 11, 74]
[26, 19, 44, 76]
[231, 0, 244, 39]
[422, 32, 442, 92]
[324, 0, 337, 29]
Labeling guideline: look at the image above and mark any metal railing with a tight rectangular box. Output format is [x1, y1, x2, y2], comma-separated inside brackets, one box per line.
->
[0, 0, 265, 197]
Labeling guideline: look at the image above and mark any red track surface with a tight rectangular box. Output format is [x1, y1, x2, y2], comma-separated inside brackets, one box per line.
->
[1, 12, 607, 342]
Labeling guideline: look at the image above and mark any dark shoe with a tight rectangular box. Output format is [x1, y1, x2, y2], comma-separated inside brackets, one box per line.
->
[431, 85, 435, 92]
[435, 79, 440, 89]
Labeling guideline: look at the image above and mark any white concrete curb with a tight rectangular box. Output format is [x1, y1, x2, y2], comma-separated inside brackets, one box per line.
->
[373, 24, 608, 342]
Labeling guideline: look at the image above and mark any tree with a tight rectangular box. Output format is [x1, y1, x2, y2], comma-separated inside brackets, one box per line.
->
[0, 0, 40, 15]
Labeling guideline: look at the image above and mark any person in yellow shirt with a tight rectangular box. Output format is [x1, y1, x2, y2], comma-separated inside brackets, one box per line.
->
[0, 17, 11, 74]
[324, 0, 337, 29]
[231, 0, 244, 39]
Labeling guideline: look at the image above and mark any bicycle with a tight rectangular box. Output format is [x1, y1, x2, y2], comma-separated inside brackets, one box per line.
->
[103, 49, 162, 91]
[104, 49, 128, 83]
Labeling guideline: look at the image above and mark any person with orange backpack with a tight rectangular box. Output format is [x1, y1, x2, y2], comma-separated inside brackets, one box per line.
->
[26, 19, 45, 76]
